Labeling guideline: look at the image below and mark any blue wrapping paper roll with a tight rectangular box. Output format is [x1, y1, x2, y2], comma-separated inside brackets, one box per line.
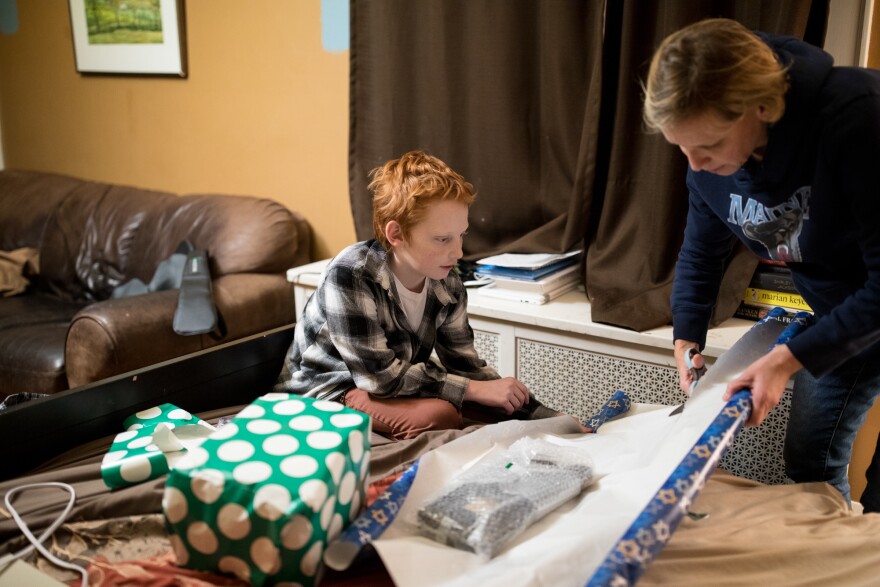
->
[586, 308, 811, 586]
[587, 391, 752, 586]
[584, 390, 632, 431]
[323, 460, 420, 570]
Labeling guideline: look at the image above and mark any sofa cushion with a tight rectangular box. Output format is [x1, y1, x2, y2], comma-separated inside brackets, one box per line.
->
[38, 182, 179, 301]
[161, 194, 305, 276]
[38, 185, 305, 302]
[0, 294, 87, 396]
[0, 293, 86, 330]
[0, 170, 83, 253]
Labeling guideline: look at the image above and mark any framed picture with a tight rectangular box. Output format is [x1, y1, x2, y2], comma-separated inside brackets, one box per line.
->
[68, 0, 187, 77]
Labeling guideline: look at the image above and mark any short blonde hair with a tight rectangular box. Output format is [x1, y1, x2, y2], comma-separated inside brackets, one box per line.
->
[643, 18, 789, 131]
[370, 150, 475, 249]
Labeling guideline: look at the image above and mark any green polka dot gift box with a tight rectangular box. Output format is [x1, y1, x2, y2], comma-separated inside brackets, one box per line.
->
[102, 403, 216, 490]
[163, 393, 371, 587]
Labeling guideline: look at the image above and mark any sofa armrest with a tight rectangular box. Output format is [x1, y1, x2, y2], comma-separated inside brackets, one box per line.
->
[65, 273, 295, 388]
[212, 273, 297, 339]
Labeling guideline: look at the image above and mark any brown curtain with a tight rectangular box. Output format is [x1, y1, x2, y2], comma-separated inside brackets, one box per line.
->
[349, 0, 827, 330]
[349, 0, 604, 257]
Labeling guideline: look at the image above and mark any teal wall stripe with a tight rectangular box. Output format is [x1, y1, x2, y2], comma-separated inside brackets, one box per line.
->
[321, 0, 349, 52]
[0, 0, 17, 35]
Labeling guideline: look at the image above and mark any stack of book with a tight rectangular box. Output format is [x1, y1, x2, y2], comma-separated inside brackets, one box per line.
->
[734, 260, 813, 321]
[473, 251, 582, 304]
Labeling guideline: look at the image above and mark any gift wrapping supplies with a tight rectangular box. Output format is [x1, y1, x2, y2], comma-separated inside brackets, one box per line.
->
[162, 393, 371, 586]
[101, 403, 216, 489]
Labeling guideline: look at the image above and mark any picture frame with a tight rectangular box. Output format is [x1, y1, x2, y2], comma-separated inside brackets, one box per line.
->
[68, 0, 187, 77]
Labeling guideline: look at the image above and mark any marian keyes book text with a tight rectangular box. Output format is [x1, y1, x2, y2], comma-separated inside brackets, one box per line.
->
[743, 287, 812, 312]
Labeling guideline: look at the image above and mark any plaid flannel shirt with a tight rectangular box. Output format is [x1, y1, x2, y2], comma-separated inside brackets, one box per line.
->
[276, 240, 500, 408]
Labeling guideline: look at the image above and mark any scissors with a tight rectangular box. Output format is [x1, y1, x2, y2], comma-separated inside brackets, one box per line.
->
[685, 347, 708, 395]
[669, 348, 708, 416]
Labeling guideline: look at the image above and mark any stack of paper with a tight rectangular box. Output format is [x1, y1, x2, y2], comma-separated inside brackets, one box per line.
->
[475, 251, 582, 304]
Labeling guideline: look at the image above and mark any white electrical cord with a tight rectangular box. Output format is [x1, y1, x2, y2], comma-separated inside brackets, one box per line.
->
[0, 482, 89, 587]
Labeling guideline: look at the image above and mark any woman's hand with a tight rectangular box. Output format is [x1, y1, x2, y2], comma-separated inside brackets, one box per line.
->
[674, 339, 704, 395]
[723, 344, 803, 426]
[464, 377, 530, 414]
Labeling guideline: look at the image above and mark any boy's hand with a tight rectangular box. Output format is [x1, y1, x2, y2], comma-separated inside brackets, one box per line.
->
[464, 377, 530, 414]
[563, 412, 594, 433]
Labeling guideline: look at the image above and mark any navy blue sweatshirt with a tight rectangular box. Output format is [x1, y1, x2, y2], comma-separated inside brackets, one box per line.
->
[671, 33, 880, 377]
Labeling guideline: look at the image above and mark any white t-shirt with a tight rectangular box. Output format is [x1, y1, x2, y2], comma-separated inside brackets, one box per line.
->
[392, 273, 428, 332]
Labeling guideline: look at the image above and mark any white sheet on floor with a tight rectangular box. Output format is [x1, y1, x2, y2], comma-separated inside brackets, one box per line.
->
[372, 319, 785, 587]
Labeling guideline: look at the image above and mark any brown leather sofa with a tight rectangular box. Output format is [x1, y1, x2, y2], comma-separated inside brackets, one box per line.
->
[0, 170, 310, 398]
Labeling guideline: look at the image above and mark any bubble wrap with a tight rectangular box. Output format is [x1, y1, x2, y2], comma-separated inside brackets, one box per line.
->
[415, 437, 594, 558]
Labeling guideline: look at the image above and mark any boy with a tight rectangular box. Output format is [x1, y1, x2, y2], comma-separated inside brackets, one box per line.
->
[276, 150, 572, 439]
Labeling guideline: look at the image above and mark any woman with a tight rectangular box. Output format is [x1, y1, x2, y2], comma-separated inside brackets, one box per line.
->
[644, 18, 880, 511]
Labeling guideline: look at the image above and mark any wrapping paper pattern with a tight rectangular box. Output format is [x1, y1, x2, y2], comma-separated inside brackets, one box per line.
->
[324, 460, 420, 570]
[101, 403, 215, 489]
[587, 307, 811, 586]
[587, 392, 752, 586]
[163, 394, 370, 587]
[585, 390, 632, 431]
